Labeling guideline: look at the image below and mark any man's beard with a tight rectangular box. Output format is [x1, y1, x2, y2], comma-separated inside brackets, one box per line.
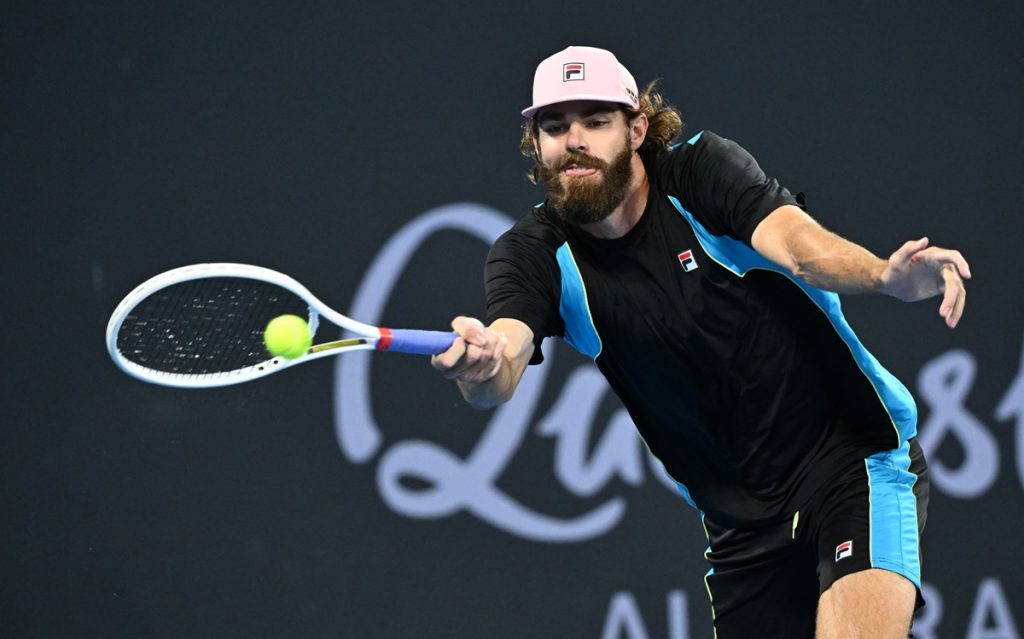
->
[536, 140, 634, 226]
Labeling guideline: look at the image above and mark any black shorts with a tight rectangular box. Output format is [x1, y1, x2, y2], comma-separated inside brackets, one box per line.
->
[699, 438, 929, 638]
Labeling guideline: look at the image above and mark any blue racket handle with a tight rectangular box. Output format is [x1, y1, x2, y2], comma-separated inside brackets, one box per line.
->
[379, 329, 459, 355]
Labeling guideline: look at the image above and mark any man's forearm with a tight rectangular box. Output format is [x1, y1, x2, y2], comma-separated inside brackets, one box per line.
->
[784, 220, 887, 294]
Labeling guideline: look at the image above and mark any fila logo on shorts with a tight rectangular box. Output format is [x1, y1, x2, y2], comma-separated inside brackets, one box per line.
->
[835, 540, 853, 562]
[678, 250, 699, 272]
[563, 63, 584, 81]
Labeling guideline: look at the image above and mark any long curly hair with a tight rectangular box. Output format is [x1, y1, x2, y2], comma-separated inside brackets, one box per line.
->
[520, 80, 684, 184]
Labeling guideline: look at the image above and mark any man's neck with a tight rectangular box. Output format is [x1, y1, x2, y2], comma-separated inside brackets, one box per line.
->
[578, 155, 650, 240]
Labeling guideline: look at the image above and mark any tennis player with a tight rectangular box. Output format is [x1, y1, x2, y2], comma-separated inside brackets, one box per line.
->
[433, 46, 969, 638]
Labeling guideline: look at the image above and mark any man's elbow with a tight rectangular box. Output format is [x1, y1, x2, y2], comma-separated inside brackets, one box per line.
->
[788, 258, 816, 283]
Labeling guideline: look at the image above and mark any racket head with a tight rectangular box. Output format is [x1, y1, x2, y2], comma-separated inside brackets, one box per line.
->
[106, 264, 376, 388]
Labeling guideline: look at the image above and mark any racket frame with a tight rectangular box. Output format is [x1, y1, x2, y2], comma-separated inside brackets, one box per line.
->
[106, 263, 387, 388]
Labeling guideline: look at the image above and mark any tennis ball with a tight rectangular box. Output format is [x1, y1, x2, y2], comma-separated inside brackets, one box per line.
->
[263, 314, 312, 359]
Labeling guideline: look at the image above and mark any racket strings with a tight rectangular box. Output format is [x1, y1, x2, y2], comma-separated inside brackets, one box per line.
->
[116, 278, 309, 376]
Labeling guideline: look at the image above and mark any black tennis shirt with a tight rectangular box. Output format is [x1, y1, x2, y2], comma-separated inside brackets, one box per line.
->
[486, 131, 917, 526]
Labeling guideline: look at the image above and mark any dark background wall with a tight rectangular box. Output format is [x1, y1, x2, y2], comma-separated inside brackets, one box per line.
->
[3, 2, 1022, 637]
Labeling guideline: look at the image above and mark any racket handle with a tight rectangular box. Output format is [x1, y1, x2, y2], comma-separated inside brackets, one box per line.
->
[378, 328, 458, 355]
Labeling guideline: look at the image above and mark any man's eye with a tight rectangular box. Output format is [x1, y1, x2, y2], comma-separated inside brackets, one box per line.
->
[588, 119, 609, 128]
[543, 125, 566, 134]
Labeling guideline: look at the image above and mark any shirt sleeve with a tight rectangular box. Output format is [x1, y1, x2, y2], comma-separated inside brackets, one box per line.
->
[484, 223, 563, 365]
[658, 131, 803, 245]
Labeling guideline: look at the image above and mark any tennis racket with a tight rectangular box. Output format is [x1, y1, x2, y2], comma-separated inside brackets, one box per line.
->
[106, 263, 457, 388]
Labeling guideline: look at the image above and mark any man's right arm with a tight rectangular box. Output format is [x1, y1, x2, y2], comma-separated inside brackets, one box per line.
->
[431, 316, 535, 409]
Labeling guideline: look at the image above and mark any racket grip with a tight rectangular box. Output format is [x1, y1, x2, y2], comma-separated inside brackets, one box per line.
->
[379, 329, 458, 355]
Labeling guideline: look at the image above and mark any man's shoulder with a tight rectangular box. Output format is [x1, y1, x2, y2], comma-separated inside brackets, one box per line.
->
[649, 129, 764, 201]
[650, 129, 726, 173]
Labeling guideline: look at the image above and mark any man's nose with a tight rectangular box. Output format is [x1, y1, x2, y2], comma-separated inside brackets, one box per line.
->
[566, 122, 588, 153]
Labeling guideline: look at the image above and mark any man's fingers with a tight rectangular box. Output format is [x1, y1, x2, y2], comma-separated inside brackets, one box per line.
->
[433, 321, 506, 381]
[934, 249, 971, 280]
[950, 286, 966, 328]
[488, 333, 509, 379]
[942, 285, 965, 328]
[431, 337, 467, 372]
[469, 329, 506, 379]
[451, 316, 487, 347]
[891, 237, 930, 266]
[939, 277, 956, 319]
[440, 345, 485, 380]
[911, 247, 972, 280]
[448, 343, 502, 382]
[939, 266, 966, 328]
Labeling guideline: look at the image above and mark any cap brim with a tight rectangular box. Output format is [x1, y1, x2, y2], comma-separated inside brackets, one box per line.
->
[521, 94, 637, 119]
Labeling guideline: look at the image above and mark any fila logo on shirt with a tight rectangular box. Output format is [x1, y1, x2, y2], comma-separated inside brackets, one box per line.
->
[563, 63, 584, 81]
[835, 540, 854, 562]
[677, 249, 699, 272]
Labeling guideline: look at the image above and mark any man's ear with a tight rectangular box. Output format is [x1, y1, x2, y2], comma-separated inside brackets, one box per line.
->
[629, 112, 649, 152]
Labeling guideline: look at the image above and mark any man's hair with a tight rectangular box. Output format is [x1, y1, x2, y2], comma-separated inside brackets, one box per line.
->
[520, 80, 684, 184]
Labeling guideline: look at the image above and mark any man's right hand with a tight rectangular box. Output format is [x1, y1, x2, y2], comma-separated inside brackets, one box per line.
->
[431, 316, 535, 409]
[431, 316, 508, 384]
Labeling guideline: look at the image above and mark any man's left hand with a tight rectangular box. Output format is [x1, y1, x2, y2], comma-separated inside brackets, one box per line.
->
[880, 237, 971, 328]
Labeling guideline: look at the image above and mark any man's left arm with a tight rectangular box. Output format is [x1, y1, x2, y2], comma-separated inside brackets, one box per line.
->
[750, 205, 972, 328]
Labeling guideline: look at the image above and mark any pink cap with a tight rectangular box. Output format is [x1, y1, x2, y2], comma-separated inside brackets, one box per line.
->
[522, 46, 639, 119]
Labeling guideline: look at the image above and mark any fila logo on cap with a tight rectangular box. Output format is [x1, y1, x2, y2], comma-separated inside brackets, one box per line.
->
[563, 62, 584, 82]
[835, 540, 853, 562]
[677, 250, 699, 272]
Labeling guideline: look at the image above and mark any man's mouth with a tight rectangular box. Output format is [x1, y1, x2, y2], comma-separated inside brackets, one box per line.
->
[563, 164, 598, 177]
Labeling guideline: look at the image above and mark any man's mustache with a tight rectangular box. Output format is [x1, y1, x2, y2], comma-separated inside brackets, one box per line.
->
[555, 152, 609, 172]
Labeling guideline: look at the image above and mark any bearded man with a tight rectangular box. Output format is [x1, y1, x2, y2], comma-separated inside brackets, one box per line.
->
[433, 46, 970, 638]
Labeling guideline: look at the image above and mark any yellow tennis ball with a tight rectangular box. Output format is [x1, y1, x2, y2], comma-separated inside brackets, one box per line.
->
[263, 314, 312, 359]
